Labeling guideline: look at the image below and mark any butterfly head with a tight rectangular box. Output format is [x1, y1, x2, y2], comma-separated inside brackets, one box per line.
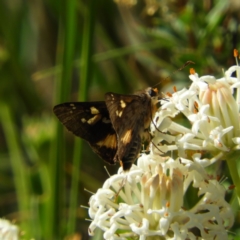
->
[145, 87, 159, 98]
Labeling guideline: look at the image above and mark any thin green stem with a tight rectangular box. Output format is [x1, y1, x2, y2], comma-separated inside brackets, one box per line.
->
[0, 103, 31, 237]
[67, 0, 97, 234]
[47, 0, 78, 238]
[62, 0, 79, 235]
[226, 151, 240, 205]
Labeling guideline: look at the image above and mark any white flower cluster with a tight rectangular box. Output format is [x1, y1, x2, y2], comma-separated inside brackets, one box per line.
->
[153, 65, 240, 166]
[0, 219, 19, 240]
[88, 64, 240, 239]
[89, 156, 234, 239]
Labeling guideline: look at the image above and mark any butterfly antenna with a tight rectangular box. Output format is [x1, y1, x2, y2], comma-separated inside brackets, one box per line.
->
[148, 61, 195, 152]
[152, 61, 195, 88]
[149, 103, 164, 154]
[114, 178, 126, 202]
[151, 140, 164, 154]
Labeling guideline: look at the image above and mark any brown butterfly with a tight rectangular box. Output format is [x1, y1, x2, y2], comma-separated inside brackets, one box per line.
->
[53, 87, 159, 171]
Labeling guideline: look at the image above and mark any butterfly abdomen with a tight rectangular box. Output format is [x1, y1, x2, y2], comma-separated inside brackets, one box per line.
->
[116, 134, 142, 171]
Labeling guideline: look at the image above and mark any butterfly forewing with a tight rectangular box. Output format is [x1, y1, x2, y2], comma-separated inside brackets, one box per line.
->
[53, 102, 117, 164]
[105, 89, 156, 170]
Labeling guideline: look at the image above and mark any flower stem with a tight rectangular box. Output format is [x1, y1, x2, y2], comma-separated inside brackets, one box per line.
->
[226, 151, 240, 204]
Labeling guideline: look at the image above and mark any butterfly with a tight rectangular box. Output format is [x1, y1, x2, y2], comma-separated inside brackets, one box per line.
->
[53, 87, 159, 171]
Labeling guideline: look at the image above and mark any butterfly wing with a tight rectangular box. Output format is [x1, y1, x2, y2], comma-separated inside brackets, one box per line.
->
[53, 102, 117, 164]
[105, 91, 153, 170]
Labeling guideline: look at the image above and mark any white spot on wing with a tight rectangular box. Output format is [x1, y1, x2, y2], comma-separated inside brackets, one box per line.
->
[102, 117, 111, 124]
[90, 106, 100, 114]
[120, 100, 126, 108]
[81, 118, 87, 123]
[87, 114, 101, 125]
[70, 103, 76, 110]
[116, 110, 123, 117]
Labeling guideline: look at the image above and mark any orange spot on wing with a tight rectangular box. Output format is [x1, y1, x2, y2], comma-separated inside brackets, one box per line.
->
[121, 129, 132, 144]
[96, 134, 117, 149]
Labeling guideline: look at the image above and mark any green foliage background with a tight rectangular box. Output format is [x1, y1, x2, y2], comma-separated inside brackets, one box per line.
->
[0, 0, 239, 239]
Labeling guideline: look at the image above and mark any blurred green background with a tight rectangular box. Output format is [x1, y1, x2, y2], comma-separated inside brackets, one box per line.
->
[0, 0, 239, 239]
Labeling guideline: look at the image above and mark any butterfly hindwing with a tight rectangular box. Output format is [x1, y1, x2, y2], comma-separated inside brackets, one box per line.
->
[53, 102, 117, 164]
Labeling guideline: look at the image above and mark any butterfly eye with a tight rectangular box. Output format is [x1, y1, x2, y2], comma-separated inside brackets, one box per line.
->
[148, 88, 158, 97]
